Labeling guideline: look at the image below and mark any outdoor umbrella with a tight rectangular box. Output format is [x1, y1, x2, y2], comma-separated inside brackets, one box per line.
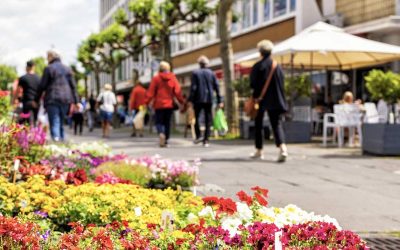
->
[271, 21, 400, 70]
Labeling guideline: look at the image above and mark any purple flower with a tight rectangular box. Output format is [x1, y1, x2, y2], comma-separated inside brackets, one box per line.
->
[40, 230, 50, 241]
[34, 210, 48, 218]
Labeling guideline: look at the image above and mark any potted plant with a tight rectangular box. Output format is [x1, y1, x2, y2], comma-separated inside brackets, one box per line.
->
[283, 74, 312, 143]
[363, 69, 400, 155]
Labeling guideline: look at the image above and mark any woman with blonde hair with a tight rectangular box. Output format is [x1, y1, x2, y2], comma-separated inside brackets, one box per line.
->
[97, 84, 116, 138]
[145, 61, 184, 147]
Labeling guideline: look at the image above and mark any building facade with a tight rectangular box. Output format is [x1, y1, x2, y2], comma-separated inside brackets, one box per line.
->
[94, 0, 400, 107]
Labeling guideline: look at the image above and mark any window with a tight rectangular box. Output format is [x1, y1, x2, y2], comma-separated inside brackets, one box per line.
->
[290, 0, 296, 12]
[264, 0, 271, 21]
[241, 0, 251, 29]
[273, 0, 287, 18]
[252, 0, 259, 25]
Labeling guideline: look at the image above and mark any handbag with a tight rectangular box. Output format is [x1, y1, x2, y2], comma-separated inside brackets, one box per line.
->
[244, 60, 277, 119]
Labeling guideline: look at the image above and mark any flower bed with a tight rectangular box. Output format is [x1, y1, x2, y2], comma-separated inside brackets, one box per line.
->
[0, 122, 369, 249]
[0, 182, 368, 249]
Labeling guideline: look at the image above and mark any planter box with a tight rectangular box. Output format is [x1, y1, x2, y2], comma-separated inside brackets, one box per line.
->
[362, 123, 400, 155]
[283, 121, 312, 143]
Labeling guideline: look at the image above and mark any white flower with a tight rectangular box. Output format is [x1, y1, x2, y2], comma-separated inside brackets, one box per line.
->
[187, 213, 197, 223]
[134, 207, 142, 217]
[198, 206, 215, 219]
[236, 202, 253, 222]
[221, 217, 242, 237]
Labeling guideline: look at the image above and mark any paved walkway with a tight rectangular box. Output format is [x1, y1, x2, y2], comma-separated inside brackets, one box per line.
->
[67, 127, 400, 233]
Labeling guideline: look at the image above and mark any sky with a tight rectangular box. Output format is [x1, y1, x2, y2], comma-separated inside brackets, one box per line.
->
[0, 0, 99, 75]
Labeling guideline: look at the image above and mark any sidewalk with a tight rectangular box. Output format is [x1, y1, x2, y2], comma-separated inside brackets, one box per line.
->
[67, 126, 400, 233]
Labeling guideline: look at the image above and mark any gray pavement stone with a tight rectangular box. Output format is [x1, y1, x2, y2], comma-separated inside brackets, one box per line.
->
[67, 127, 400, 232]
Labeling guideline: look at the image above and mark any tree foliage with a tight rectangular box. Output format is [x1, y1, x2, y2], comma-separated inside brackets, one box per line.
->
[127, 0, 215, 63]
[30, 57, 46, 77]
[285, 74, 312, 101]
[365, 69, 400, 104]
[0, 64, 17, 90]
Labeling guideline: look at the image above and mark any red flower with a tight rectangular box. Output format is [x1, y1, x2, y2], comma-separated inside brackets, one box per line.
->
[175, 238, 187, 246]
[236, 191, 253, 206]
[251, 186, 269, 197]
[202, 196, 219, 206]
[254, 193, 268, 206]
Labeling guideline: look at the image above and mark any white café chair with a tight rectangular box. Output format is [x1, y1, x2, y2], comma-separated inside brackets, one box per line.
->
[363, 102, 379, 124]
[323, 104, 363, 147]
[377, 99, 388, 123]
[312, 108, 323, 134]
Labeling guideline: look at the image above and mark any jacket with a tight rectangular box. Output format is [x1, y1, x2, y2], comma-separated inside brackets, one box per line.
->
[146, 72, 184, 110]
[189, 68, 221, 104]
[38, 59, 78, 107]
[129, 85, 147, 110]
[250, 56, 287, 112]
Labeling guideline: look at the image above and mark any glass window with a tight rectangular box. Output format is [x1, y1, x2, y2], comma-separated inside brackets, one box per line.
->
[241, 0, 251, 29]
[252, 0, 259, 25]
[273, 0, 287, 17]
[290, 0, 296, 12]
[264, 0, 271, 21]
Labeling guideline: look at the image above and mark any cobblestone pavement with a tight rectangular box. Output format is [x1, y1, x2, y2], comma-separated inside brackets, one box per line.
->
[68, 127, 400, 233]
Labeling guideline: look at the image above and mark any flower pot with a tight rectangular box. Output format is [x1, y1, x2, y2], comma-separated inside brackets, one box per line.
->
[362, 123, 400, 155]
[283, 121, 312, 143]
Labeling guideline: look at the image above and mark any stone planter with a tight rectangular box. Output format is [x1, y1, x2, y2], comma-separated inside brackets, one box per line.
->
[283, 121, 312, 143]
[362, 123, 400, 155]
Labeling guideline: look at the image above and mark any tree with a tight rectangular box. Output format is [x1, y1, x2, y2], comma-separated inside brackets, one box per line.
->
[218, 0, 237, 133]
[0, 64, 17, 90]
[114, 8, 153, 84]
[129, 0, 214, 64]
[31, 57, 46, 77]
[94, 23, 128, 92]
[71, 64, 88, 98]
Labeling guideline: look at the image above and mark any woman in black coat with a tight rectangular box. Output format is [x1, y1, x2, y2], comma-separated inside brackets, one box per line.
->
[249, 40, 288, 162]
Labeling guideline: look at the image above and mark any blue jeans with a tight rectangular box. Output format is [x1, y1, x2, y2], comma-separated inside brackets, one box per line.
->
[47, 104, 69, 141]
[155, 109, 173, 142]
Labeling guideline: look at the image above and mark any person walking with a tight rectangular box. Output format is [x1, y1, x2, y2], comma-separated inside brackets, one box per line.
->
[188, 56, 223, 147]
[97, 84, 116, 138]
[87, 93, 97, 132]
[72, 102, 84, 135]
[17, 60, 40, 126]
[37, 50, 79, 142]
[145, 61, 184, 147]
[250, 40, 288, 162]
[129, 80, 147, 137]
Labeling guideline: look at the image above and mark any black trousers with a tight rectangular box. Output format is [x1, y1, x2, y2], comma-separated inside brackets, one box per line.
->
[194, 103, 212, 142]
[255, 109, 285, 149]
[155, 109, 173, 141]
[21, 102, 38, 126]
[73, 113, 84, 135]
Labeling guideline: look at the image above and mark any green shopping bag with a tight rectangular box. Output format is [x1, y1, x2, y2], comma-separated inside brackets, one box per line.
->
[213, 109, 228, 132]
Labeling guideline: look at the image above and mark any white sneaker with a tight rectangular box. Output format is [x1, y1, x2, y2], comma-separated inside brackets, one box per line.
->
[159, 133, 166, 147]
[203, 142, 210, 148]
[250, 151, 264, 160]
[277, 151, 288, 163]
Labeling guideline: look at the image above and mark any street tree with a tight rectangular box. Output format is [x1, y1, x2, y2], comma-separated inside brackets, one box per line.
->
[94, 23, 128, 92]
[114, 8, 153, 83]
[217, 0, 237, 133]
[0, 64, 17, 90]
[128, 0, 214, 65]
[77, 39, 104, 95]
[71, 63, 88, 98]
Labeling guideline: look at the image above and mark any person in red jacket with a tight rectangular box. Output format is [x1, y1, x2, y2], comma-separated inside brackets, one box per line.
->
[146, 61, 184, 147]
[129, 80, 147, 137]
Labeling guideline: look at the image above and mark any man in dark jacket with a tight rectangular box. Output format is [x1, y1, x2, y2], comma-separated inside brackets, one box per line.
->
[250, 40, 288, 162]
[189, 55, 223, 147]
[37, 50, 78, 142]
[18, 60, 40, 126]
